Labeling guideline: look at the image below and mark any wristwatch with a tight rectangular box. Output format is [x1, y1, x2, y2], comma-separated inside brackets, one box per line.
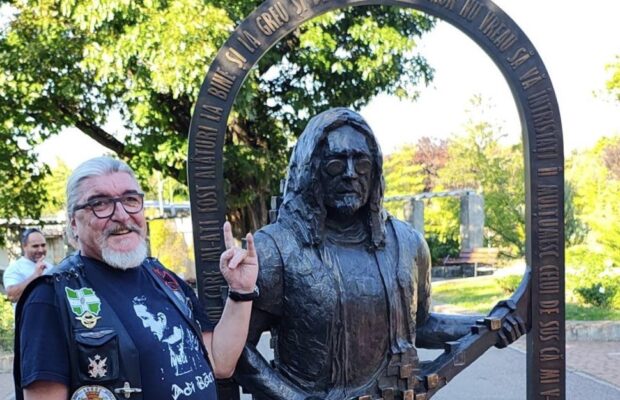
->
[228, 286, 260, 302]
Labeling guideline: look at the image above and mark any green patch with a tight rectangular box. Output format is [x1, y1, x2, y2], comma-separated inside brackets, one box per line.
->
[65, 287, 101, 316]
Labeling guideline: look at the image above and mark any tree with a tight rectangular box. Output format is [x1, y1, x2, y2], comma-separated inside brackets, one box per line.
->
[606, 55, 620, 102]
[566, 136, 620, 267]
[1, 0, 436, 234]
[437, 96, 525, 255]
[41, 159, 72, 217]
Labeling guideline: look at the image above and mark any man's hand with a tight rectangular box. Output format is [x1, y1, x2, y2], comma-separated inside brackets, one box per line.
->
[219, 221, 258, 293]
[33, 258, 47, 278]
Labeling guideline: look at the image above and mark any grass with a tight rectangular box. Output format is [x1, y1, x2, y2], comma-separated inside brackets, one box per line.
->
[431, 275, 620, 321]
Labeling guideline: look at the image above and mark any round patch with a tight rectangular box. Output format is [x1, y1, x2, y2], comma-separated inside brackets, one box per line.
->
[70, 385, 116, 400]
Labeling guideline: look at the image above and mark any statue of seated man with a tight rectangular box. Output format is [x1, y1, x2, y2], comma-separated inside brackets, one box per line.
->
[235, 108, 520, 400]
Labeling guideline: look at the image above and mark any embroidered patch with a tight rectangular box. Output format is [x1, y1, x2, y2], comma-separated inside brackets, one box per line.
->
[70, 385, 116, 400]
[65, 287, 102, 329]
[88, 354, 108, 379]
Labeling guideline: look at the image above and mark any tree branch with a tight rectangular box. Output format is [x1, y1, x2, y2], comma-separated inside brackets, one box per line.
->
[57, 103, 126, 156]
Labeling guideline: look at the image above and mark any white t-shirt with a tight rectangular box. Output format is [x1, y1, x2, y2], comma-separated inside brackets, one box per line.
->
[3, 256, 53, 291]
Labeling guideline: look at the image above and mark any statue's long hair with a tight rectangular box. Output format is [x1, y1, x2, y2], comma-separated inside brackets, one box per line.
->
[277, 108, 386, 249]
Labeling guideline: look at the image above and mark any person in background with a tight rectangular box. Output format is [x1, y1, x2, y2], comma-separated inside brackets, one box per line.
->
[3, 228, 53, 305]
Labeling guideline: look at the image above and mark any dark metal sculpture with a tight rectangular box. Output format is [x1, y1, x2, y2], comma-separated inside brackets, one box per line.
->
[187, 1, 565, 399]
[234, 107, 524, 399]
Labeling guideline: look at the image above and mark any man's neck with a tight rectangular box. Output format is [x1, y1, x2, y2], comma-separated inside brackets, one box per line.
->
[324, 212, 368, 245]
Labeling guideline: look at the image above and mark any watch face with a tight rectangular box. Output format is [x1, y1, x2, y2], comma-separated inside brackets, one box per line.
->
[71, 385, 116, 400]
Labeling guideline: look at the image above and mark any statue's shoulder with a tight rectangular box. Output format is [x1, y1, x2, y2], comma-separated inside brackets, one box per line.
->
[256, 222, 300, 252]
[387, 216, 425, 246]
[254, 222, 300, 270]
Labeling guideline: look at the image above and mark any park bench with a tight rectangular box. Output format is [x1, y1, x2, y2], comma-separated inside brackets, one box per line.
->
[442, 247, 500, 277]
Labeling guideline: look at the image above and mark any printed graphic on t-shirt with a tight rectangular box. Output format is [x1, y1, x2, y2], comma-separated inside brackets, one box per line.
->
[132, 295, 214, 398]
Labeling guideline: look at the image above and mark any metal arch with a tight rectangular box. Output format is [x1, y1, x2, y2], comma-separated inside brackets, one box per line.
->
[187, 1, 565, 399]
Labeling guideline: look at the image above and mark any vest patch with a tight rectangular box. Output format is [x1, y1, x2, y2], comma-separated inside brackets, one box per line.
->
[88, 354, 108, 379]
[70, 385, 116, 400]
[65, 287, 102, 329]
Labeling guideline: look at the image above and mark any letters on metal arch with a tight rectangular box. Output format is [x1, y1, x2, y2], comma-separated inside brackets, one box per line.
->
[187, 1, 565, 399]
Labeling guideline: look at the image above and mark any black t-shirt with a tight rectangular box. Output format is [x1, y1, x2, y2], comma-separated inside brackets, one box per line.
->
[19, 256, 218, 400]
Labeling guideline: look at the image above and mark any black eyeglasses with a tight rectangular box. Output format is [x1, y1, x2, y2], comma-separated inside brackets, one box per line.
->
[73, 193, 145, 219]
[324, 157, 373, 177]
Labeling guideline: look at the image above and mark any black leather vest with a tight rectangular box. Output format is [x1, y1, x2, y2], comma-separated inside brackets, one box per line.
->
[14, 255, 208, 400]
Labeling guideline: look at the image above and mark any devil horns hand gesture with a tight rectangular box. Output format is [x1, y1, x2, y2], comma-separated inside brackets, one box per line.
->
[220, 221, 259, 294]
[204, 222, 259, 379]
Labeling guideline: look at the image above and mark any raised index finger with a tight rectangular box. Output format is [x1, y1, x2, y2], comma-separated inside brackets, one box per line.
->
[223, 221, 234, 250]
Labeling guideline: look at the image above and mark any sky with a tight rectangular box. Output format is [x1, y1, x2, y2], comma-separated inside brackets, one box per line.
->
[36, 0, 620, 166]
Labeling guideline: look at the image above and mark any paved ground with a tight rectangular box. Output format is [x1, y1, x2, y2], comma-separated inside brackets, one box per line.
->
[2, 338, 619, 399]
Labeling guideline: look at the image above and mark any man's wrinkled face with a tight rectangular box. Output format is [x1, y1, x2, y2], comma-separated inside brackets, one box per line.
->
[71, 172, 147, 268]
[320, 125, 373, 216]
[23, 232, 47, 263]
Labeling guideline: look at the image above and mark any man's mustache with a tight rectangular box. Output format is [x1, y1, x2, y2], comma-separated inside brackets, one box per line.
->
[103, 223, 143, 238]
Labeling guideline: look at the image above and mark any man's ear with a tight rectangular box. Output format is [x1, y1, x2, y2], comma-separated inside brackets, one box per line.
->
[70, 217, 78, 238]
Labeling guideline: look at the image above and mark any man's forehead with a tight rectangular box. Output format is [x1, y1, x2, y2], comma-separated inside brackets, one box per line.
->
[26, 232, 46, 245]
[326, 125, 371, 154]
[78, 172, 140, 198]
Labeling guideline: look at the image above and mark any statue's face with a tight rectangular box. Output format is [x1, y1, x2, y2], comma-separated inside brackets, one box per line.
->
[320, 125, 373, 216]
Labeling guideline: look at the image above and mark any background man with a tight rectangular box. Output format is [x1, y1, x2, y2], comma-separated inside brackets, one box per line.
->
[236, 108, 522, 400]
[13, 156, 258, 400]
[3, 228, 53, 304]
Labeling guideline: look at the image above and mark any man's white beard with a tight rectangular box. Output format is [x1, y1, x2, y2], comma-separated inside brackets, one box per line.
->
[332, 195, 364, 216]
[101, 239, 147, 270]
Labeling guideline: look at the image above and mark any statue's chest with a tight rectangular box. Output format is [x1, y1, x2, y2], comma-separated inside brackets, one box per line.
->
[282, 245, 391, 318]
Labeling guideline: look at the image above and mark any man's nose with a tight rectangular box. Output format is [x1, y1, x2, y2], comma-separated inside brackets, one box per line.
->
[343, 158, 357, 178]
[111, 200, 131, 220]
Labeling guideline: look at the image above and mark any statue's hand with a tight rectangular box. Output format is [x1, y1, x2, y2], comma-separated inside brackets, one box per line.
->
[488, 300, 527, 348]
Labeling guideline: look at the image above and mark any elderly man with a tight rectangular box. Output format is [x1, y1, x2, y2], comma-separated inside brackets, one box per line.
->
[3, 228, 53, 304]
[235, 108, 521, 400]
[14, 157, 258, 400]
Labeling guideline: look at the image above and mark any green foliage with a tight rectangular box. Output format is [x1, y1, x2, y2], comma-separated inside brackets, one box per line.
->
[566, 246, 620, 309]
[148, 219, 192, 277]
[575, 282, 618, 308]
[41, 158, 72, 217]
[495, 274, 521, 295]
[566, 136, 620, 267]
[425, 233, 459, 266]
[0, 299, 14, 352]
[437, 96, 525, 255]
[1, 0, 436, 233]
[606, 55, 620, 102]
[432, 275, 620, 321]
[383, 139, 458, 264]
[383, 145, 425, 197]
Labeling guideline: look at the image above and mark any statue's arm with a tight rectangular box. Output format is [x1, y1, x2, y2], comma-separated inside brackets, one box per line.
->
[234, 231, 310, 400]
[413, 229, 479, 349]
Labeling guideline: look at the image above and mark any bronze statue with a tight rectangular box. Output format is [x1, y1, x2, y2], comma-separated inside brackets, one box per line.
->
[235, 108, 522, 400]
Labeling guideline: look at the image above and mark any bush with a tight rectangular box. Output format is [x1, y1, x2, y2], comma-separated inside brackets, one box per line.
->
[567, 245, 620, 309]
[0, 298, 14, 352]
[575, 281, 619, 308]
[426, 234, 460, 266]
[495, 274, 522, 295]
